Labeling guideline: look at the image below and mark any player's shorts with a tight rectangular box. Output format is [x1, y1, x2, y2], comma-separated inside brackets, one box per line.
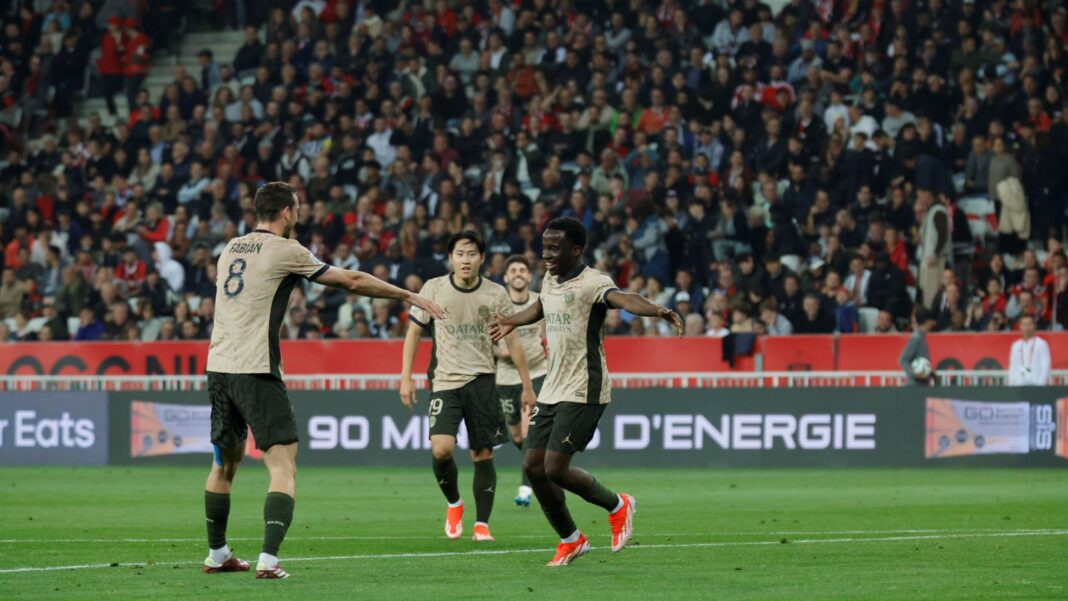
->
[497, 375, 546, 426]
[525, 401, 606, 455]
[208, 371, 298, 451]
[429, 374, 506, 451]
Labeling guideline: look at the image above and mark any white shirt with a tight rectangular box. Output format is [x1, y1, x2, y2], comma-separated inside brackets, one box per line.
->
[1007, 336, 1051, 386]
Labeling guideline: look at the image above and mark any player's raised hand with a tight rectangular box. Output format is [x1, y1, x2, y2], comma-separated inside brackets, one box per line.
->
[399, 376, 417, 409]
[410, 294, 446, 321]
[659, 306, 684, 338]
[489, 311, 514, 343]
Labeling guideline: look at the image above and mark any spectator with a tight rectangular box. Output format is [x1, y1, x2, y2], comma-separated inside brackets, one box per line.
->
[0, 269, 25, 319]
[874, 310, 898, 334]
[794, 293, 835, 334]
[74, 306, 105, 341]
[834, 287, 859, 334]
[123, 18, 151, 109]
[915, 190, 950, 309]
[1007, 315, 1051, 386]
[759, 298, 793, 336]
[97, 15, 125, 115]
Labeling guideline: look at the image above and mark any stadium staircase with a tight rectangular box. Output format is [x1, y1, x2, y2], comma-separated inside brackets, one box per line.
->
[76, 29, 247, 128]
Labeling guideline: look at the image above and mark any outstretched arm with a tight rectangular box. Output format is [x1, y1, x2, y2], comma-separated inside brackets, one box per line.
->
[605, 290, 684, 337]
[316, 267, 445, 320]
[489, 298, 544, 342]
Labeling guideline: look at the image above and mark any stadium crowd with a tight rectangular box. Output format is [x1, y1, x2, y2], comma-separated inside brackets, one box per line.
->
[3, 0, 1068, 344]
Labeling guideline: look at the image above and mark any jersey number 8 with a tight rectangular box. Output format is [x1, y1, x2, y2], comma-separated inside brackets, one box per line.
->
[224, 258, 247, 298]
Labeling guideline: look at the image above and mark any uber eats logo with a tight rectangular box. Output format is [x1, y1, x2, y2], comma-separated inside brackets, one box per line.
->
[0, 410, 96, 449]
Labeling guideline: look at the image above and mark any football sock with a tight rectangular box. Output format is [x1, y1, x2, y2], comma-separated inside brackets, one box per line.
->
[204, 491, 230, 551]
[472, 458, 496, 523]
[610, 495, 624, 513]
[540, 503, 577, 539]
[513, 440, 532, 488]
[580, 477, 620, 512]
[561, 530, 581, 544]
[432, 456, 461, 504]
[209, 544, 231, 564]
[261, 492, 294, 557]
[258, 553, 278, 569]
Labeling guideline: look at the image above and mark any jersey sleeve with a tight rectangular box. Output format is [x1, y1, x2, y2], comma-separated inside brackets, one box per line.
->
[408, 280, 435, 327]
[284, 241, 329, 281]
[495, 285, 514, 317]
[590, 271, 621, 307]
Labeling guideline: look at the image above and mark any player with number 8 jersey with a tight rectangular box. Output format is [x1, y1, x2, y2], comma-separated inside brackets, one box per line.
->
[202, 182, 444, 581]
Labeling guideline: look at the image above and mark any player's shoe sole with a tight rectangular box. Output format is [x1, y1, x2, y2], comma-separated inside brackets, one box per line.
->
[254, 562, 290, 579]
[203, 555, 250, 573]
[609, 493, 637, 552]
[445, 502, 464, 539]
[547, 535, 590, 567]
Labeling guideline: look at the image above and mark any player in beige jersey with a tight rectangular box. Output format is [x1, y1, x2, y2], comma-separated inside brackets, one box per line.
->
[491, 217, 682, 567]
[400, 231, 537, 543]
[494, 255, 547, 508]
[201, 182, 443, 580]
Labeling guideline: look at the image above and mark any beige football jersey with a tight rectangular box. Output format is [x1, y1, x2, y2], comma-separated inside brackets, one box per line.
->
[410, 274, 513, 392]
[206, 230, 328, 378]
[496, 291, 547, 386]
[538, 266, 618, 405]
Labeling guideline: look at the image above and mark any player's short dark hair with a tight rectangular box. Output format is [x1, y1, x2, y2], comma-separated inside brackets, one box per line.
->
[1019, 313, 1036, 322]
[505, 254, 531, 271]
[447, 230, 485, 254]
[914, 306, 935, 324]
[545, 217, 587, 249]
[254, 182, 297, 221]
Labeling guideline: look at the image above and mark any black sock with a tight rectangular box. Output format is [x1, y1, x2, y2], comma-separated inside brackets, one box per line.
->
[513, 441, 531, 488]
[432, 456, 461, 504]
[204, 491, 230, 549]
[262, 492, 294, 556]
[472, 458, 496, 523]
[540, 503, 577, 538]
[580, 477, 619, 512]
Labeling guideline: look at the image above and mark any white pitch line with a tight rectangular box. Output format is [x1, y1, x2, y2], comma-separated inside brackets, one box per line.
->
[1, 527, 1059, 544]
[0, 530, 1065, 575]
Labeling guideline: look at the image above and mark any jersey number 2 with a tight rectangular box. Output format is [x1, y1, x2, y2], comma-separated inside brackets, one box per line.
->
[224, 258, 247, 298]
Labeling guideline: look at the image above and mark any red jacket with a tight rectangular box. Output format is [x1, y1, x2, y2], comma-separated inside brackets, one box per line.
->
[123, 33, 151, 77]
[139, 217, 170, 243]
[98, 32, 125, 76]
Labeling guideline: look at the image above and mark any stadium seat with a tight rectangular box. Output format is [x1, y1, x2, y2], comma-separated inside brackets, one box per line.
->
[857, 307, 880, 333]
[779, 254, 801, 274]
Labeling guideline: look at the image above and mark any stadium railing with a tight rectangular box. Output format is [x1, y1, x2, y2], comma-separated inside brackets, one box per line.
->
[2, 371, 1066, 392]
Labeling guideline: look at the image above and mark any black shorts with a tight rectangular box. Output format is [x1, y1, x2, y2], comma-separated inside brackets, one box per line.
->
[208, 371, 298, 452]
[497, 375, 546, 426]
[429, 374, 506, 451]
[525, 402, 606, 455]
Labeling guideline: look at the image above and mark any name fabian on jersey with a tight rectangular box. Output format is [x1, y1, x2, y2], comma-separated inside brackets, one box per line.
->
[545, 313, 572, 333]
[229, 242, 263, 254]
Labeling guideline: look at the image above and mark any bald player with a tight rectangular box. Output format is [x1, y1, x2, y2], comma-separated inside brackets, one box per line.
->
[202, 182, 444, 579]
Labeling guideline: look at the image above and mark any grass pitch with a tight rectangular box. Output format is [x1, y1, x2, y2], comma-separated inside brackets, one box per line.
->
[0, 466, 1065, 600]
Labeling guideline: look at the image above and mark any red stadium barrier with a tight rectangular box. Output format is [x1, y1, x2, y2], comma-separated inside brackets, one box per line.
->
[2, 333, 1063, 376]
[0, 337, 729, 376]
[836, 333, 1068, 371]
